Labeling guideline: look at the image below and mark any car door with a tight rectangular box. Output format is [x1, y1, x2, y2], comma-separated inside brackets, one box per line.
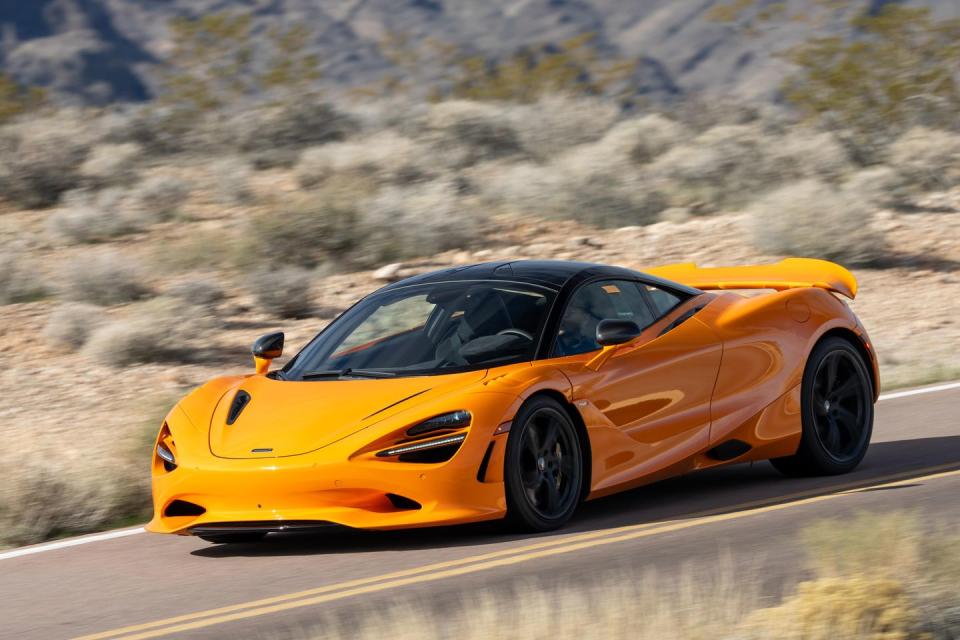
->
[548, 279, 722, 497]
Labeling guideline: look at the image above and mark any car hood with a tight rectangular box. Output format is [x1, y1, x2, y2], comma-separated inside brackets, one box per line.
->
[208, 371, 487, 459]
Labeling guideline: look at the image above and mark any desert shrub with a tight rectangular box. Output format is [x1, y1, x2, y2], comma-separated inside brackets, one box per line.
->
[83, 297, 211, 366]
[748, 179, 887, 266]
[244, 194, 361, 270]
[248, 268, 313, 318]
[742, 577, 918, 640]
[502, 95, 620, 159]
[46, 188, 139, 243]
[359, 180, 487, 264]
[0, 125, 89, 208]
[60, 252, 152, 305]
[841, 166, 906, 208]
[606, 114, 688, 165]
[296, 131, 433, 189]
[129, 174, 192, 222]
[887, 127, 960, 192]
[477, 161, 667, 227]
[425, 101, 526, 166]
[650, 124, 850, 213]
[0, 462, 145, 547]
[79, 143, 142, 188]
[43, 303, 103, 350]
[0, 252, 46, 304]
[167, 277, 225, 308]
[209, 157, 255, 205]
[233, 101, 355, 160]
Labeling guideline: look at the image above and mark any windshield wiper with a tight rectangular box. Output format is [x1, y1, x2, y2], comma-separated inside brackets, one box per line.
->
[300, 368, 397, 380]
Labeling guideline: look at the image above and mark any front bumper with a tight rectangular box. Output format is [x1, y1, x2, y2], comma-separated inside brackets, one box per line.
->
[147, 436, 509, 534]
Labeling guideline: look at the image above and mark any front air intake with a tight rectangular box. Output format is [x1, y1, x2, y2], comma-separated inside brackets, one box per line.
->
[385, 493, 422, 510]
[164, 500, 206, 518]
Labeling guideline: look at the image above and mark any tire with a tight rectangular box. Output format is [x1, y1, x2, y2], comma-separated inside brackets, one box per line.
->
[771, 336, 874, 477]
[504, 396, 584, 532]
[197, 533, 267, 544]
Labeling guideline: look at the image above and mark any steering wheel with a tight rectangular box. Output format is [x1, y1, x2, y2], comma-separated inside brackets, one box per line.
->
[497, 328, 534, 341]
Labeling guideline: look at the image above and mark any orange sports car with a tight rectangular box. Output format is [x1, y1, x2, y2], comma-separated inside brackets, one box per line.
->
[148, 258, 878, 542]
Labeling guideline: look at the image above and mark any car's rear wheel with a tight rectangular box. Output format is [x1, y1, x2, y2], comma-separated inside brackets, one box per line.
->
[197, 533, 267, 544]
[504, 397, 583, 531]
[771, 336, 874, 477]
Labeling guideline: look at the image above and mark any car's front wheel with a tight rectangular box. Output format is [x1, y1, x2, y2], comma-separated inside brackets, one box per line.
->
[771, 336, 874, 476]
[504, 396, 584, 531]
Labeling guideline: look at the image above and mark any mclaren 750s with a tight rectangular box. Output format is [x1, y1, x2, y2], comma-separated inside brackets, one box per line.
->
[149, 258, 878, 542]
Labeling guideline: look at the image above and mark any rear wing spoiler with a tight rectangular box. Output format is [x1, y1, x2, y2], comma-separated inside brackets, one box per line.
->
[645, 258, 858, 299]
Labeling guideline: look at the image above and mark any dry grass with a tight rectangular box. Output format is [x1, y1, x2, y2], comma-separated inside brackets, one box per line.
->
[282, 512, 959, 640]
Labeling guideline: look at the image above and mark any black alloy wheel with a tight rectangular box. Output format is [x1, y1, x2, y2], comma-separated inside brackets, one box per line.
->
[505, 397, 583, 531]
[772, 336, 874, 476]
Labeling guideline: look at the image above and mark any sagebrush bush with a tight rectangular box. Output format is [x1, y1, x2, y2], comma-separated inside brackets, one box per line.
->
[129, 174, 191, 222]
[0, 462, 147, 547]
[651, 124, 851, 213]
[605, 114, 688, 165]
[43, 303, 103, 350]
[0, 125, 89, 208]
[749, 179, 887, 266]
[887, 127, 960, 192]
[841, 166, 906, 208]
[244, 195, 360, 270]
[360, 180, 486, 264]
[477, 160, 667, 227]
[0, 252, 46, 304]
[248, 268, 314, 318]
[167, 277, 225, 308]
[502, 95, 619, 159]
[60, 252, 152, 305]
[80, 143, 142, 188]
[234, 101, 354, 161]
[296, 131, 432, 189]
[82, 296, 210, 366]
[46, 189, 139, 243]
[426, 100, 526, 166]
[209, 157, 255, 205]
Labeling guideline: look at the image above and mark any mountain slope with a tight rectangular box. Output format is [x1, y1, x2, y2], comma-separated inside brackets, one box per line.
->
[0, 0, 957, 105]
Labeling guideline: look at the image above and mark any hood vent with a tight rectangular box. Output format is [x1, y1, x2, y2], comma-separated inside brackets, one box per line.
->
[226, 391, 252, 425]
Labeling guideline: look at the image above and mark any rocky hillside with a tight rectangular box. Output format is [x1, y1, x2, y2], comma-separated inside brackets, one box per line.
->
[3, 0, 958, 105]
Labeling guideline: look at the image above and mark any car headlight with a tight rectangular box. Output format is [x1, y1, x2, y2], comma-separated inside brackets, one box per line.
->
[405, 410, 472, 437]
[155, 423, 178, 472]
[376, 433, 467, 458]
[156, 443, 176, 465]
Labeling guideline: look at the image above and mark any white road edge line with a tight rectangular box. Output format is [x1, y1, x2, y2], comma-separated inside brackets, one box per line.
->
[0, 380, 956, 561]
[0, 527, 144, 561]
[878, 381, 960, 401]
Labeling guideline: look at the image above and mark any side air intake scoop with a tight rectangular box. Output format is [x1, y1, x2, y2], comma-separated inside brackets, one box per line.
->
[226, 391, 251, 425]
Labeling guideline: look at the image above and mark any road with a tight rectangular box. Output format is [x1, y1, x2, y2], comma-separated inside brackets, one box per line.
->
[1, 383, 958, 640]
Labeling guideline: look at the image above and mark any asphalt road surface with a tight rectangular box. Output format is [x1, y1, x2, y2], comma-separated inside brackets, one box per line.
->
[2, 383, 958, 640]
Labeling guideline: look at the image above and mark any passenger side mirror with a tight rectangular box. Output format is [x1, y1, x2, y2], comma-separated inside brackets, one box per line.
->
[252, 332, 284, 374]
[596, 319, 641, 346]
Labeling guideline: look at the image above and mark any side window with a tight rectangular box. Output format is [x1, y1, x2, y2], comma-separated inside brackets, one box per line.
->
[644, 284, 685, 317]
[553, 280, 654, 357]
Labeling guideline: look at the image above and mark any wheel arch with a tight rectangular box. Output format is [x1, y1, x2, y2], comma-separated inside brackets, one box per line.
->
[812, 327, 878, 400]
[520, 389, 593, 503]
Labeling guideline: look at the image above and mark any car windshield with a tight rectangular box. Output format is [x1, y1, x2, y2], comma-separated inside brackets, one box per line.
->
[284, 281, 556, 379]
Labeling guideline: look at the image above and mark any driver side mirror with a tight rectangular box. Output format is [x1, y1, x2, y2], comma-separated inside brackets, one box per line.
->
[252, 332, 284, 374]
[596, 319, 641, 346]
[587, 320, 641, 371]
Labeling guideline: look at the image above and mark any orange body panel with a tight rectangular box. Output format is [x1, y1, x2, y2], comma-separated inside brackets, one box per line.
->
[148, 260, 878, 535]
